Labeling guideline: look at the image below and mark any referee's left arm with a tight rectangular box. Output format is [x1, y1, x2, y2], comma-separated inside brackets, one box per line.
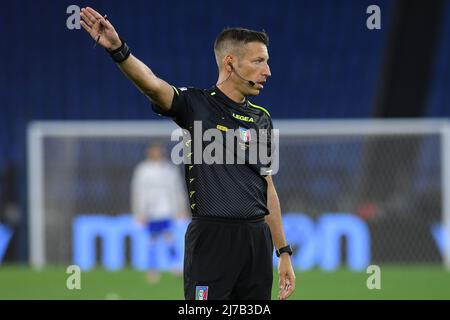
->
[265, 175, 296, 300]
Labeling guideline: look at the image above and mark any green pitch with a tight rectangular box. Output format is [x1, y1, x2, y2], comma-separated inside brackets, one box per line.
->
[0, 265, 449, 300]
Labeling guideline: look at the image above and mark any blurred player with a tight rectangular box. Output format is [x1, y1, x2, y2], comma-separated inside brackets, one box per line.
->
[131, 142, 187, 283]
[80, 6, 295, 300]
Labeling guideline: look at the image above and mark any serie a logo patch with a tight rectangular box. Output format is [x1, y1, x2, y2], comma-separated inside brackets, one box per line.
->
[195, 286, 208, 300]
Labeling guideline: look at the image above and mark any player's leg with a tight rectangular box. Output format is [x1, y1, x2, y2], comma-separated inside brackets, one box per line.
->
[146, 223, 161, 283]
[230, 221, 273, 300]
[183, 219, 243, 300]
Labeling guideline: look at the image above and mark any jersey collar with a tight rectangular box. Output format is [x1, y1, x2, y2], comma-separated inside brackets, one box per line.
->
[212, 86, 248, 110]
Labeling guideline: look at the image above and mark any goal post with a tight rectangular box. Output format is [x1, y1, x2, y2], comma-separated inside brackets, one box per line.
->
[442, 123, 450, 269]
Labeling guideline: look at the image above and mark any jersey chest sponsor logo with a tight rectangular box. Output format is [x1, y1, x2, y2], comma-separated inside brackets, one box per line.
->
[216, 124, 228, 132]
[232, 113, 254, 122]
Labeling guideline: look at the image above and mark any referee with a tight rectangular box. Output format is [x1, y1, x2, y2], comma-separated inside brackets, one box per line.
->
[80, 6, 295, 300]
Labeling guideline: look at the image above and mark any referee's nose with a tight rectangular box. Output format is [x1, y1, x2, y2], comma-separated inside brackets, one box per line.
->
[263, 63, 271, 78]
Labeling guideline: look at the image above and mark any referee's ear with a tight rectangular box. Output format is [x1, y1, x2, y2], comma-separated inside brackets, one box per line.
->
[223, 55, 233, 72]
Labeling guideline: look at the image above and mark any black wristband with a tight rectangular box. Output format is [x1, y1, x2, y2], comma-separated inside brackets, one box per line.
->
[276, 244, 293, 257]
[108, 39, 131, 63]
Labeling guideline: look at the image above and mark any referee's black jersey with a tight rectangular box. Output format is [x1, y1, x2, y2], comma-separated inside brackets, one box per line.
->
[152, 85, 275, 219]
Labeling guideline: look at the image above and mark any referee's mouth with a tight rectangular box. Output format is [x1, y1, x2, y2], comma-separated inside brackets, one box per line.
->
[256, 81, 266, 89]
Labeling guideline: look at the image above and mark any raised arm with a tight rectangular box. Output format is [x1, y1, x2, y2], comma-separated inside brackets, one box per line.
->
[80, 7, 173, 111]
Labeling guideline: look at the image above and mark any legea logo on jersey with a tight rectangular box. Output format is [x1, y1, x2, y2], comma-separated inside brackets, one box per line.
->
[170, 121, 279, 175]
[233, 113, 254, 122]
[196, 286, 208, 300]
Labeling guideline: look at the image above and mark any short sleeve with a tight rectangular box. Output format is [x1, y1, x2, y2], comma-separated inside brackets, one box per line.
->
[260, 116, 278, 176]
[151, 86, 194, 128]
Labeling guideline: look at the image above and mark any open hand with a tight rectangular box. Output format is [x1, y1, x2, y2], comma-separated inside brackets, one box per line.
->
[80, 7, 121, 51]
[278, 256, 296, 300]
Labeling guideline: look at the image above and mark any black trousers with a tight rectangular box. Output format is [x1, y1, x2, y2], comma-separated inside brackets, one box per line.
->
[184, 216, 274, 300]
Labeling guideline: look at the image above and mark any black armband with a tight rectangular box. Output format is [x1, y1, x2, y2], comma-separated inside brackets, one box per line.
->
[107, 39, 131, 63]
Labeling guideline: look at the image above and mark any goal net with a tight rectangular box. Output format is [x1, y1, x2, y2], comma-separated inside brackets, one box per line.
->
[27, 119, 450, 270]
